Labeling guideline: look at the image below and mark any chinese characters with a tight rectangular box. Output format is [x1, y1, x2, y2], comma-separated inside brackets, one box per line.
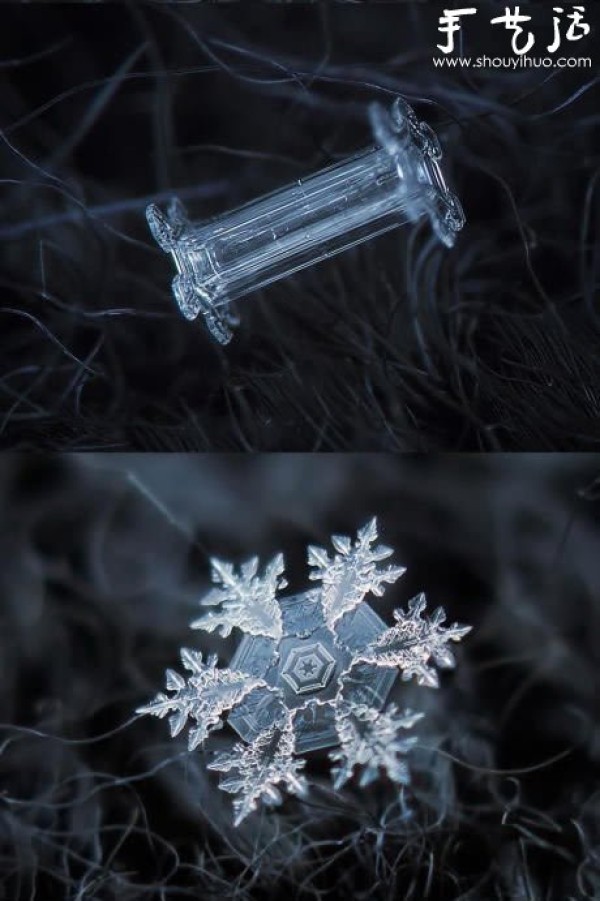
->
[490, 7, 535, 55]
[548, 6, 591, 53]
[438, 5, 591, 55]
[437, 8, 477, 53]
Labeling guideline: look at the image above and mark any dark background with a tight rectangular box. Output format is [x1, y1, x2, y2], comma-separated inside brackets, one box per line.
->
[0, 453, 599, 899]
[1, 2, 599, 450]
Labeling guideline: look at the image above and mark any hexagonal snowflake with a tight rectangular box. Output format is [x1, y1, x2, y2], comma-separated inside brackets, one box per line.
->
[136, 519, 471, 825]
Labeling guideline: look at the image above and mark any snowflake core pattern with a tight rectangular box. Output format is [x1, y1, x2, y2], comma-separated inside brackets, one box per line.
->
[137, 519, 471, 825]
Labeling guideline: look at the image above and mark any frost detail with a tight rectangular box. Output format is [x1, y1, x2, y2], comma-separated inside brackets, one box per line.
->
[191, 554, 287, 640]
[135, 649, 267, 750]
[330, 702, 423, 790]
[308, 517, 406, 630]
[208, 716, 308, 826]
[354, 593, 472, 687]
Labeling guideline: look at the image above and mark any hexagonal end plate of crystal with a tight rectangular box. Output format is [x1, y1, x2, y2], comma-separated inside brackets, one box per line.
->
[228, 590, 397, 754]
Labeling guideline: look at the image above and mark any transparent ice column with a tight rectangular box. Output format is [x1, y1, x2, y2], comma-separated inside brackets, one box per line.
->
[147, 97, 465, 344]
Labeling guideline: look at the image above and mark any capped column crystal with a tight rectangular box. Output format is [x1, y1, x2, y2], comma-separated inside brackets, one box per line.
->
[147, 97, 465, 344]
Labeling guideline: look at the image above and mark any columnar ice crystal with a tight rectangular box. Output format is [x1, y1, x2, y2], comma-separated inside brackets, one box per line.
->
[137, 519, 471, 826]
[147, 96, 465, 344]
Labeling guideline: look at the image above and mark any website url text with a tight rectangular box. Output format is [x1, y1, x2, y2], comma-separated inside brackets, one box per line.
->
[433, 55, 592, 70]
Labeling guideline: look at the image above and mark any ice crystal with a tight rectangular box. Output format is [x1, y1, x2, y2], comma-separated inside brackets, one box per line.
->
[136, 519, 471, 824]
[330, 703, 424, 790]
[308, 517, 406, 631]
[135, 649, 266, 750]
[208, 716, 308, 826]
[148, 98, 464, 344]
[354, 593, 472, 688]
[191, 554, 287, 640]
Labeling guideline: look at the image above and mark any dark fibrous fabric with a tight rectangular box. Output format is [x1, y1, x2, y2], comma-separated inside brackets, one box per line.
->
[0, 2, 599, 450]
[0, 453, 599, 899]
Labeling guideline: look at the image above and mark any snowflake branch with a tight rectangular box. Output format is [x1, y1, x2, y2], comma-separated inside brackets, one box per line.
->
[330, 702, 423, 790]
[208, 715, 308, 826]
[136, 649, 269, 750]
[191, 554, 287, 640]
[308, 517, 406, 631]
[354, 593, 472, 687]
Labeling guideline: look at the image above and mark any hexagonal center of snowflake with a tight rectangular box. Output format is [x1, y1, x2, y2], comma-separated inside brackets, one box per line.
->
[227, 589, 398, 753]
[281, 642, 336, 695]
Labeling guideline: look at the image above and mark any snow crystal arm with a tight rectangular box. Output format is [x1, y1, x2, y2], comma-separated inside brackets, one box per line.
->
[208, 716, 308, 826]
[191, 554, 287, 641]
[308, 517, 406, 631]
[353, 593, 472, 687]
[135, 648, 270, 750]
[329, 702, 423, 790]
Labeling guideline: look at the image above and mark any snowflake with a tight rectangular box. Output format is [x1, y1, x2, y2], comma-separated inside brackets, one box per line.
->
[137, 519, 471, 824]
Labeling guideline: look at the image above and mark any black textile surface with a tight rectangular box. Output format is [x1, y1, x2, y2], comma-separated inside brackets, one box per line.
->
[0, 453, 598, 899]
[1, 2, 599, 450]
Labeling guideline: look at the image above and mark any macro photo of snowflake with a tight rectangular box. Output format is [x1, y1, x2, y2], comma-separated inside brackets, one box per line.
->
[137, 519, 471, 825]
